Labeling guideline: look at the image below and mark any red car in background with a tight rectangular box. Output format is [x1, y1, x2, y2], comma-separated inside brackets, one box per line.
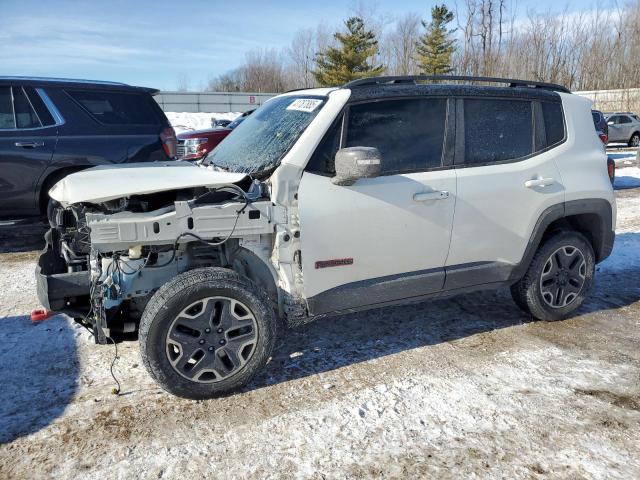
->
[176, 110, 254, 161]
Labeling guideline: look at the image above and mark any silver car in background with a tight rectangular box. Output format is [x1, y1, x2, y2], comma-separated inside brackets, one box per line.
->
[605, 112, 640, 147]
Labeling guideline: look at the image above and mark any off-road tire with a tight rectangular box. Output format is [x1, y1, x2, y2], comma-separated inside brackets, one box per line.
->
[139, 267, 278, 399]
[510, 231, 595, 321]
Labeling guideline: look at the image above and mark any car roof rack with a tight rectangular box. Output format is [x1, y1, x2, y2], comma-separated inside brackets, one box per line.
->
[0, 76, 129, 86]
[343, 75, 571, 93]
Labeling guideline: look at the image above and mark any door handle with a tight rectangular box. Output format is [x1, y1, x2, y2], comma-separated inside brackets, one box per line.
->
[413, 190, 450, 202]
[15, 141, 45, 148]
[525, 178, 555, 188]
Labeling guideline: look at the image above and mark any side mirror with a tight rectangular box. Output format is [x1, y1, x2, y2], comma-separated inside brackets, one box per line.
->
[607, 121, 614, 126]
[331, 147, 382, 186]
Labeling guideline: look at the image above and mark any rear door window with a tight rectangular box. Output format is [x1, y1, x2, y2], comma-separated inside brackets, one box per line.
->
[344, 98, 447, 174]
[0, 87, 14, 129]
[462, 98, 533, 164]
[13, 87, 42, 129]
[24, 87, 55, 126]
[619, 115, 632, 124]
[66, 90, 160, 125]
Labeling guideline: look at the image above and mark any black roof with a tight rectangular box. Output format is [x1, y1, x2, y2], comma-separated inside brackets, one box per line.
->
[339, 76, 568, 103]
[0, 76, 159, 95]
[343, 75, 570, 93]
[346, 82, 563, 103]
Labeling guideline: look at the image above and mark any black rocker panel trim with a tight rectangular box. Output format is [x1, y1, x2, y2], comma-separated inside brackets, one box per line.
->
[443, 261, 514, 291]
[306, 267, 445, 315]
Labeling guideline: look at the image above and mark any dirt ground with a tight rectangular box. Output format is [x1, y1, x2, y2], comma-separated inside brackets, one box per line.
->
[0, 172, 639, 480]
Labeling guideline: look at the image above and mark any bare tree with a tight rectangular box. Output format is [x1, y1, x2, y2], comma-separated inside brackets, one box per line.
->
[384, 12, 421, 75]
[207, 49, 289, 93]
[286, 28, 317, 89]
[176, 73, 191, 92]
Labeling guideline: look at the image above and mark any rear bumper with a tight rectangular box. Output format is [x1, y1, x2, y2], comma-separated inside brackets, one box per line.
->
[36, 229, 90, 316]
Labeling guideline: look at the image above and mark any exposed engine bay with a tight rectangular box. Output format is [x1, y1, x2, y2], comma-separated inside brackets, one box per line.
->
[36, 167, 294, 344]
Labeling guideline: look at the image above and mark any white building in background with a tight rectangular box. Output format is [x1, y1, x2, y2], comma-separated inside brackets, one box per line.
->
[154, 91, 275, 113]
[575, 88, 640, 113]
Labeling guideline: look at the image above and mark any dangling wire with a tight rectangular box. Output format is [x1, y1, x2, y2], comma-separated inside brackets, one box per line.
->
[106, 335, 121, 395]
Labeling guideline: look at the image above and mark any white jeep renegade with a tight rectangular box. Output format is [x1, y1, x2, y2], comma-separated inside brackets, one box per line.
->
[37, 76, 616, 399]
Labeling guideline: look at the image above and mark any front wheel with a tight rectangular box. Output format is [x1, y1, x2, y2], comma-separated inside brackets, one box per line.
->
[511, 231, 595, 321]
[139, 268, 278, 399]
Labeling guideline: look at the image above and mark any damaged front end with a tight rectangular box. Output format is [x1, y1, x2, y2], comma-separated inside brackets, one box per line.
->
[37, 162, 285, 344]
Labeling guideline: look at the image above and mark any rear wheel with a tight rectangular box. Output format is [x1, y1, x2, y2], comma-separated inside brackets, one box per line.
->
[139, 268, 277, 399]
[629, 132, 640, 148]
[511, 231, 595, 321]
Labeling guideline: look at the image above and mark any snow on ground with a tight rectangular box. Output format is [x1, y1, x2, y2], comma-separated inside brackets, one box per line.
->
[607, 146, 638, 167]
[614, 166, 640, 190]
[165, 112, 240, 134]
[1, 172, 639, 479]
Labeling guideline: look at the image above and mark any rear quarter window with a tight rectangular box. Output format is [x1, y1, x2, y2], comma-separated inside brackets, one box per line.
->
[541, 102, 565, 147]
[66, 89, 161, 125]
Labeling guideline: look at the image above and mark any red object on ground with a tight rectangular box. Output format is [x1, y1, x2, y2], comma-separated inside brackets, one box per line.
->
[31, 309, 53, 323]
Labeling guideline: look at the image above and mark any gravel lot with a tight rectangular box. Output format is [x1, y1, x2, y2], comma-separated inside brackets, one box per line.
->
[1, 170, 639, 480]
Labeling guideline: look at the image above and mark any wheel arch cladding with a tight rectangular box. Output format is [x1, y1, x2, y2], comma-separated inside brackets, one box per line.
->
[513, 198, 614, 281]
[230, 247, 279, 304]
[562, 199, 614, 262]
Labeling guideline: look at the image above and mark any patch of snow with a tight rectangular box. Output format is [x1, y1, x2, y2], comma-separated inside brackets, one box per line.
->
[614, 166, 640, 189]
[607, 148, 638, 167]
[166, 112, 241, 134]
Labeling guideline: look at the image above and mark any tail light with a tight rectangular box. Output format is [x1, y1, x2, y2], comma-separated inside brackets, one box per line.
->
[160, 127, 177, 158]
[607, 160, 615, 181]
[599, 132, 608, 144]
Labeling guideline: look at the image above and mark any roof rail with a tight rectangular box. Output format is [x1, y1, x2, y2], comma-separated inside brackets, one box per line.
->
[343, 75, 571, 93]
[0, 76, 129, 86]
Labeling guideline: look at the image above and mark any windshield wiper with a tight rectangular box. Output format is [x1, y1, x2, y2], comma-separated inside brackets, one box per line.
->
[201, 157, 229, 172]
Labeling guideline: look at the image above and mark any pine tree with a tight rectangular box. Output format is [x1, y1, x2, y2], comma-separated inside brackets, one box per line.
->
[416, 5, 456, 75]
[313, 17, 385, 86]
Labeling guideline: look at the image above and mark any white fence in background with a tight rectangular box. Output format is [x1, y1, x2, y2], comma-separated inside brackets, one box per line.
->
[154, 91, 276, 113]
[155, 89, 640, 114]
[575, 88, 640, 113]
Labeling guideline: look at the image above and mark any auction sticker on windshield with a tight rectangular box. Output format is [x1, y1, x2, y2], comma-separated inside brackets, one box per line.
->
[286, 98, 323, 113]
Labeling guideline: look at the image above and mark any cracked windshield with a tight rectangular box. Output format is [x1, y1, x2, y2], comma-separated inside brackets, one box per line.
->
[205, 95, 327, 174]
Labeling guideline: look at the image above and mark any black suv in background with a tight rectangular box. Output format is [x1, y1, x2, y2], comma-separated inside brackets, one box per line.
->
[592, 109, 609, 143]
[0, 77, 176, 221]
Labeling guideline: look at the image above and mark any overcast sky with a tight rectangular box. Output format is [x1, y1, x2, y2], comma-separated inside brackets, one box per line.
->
[0, 0, 610, 90]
